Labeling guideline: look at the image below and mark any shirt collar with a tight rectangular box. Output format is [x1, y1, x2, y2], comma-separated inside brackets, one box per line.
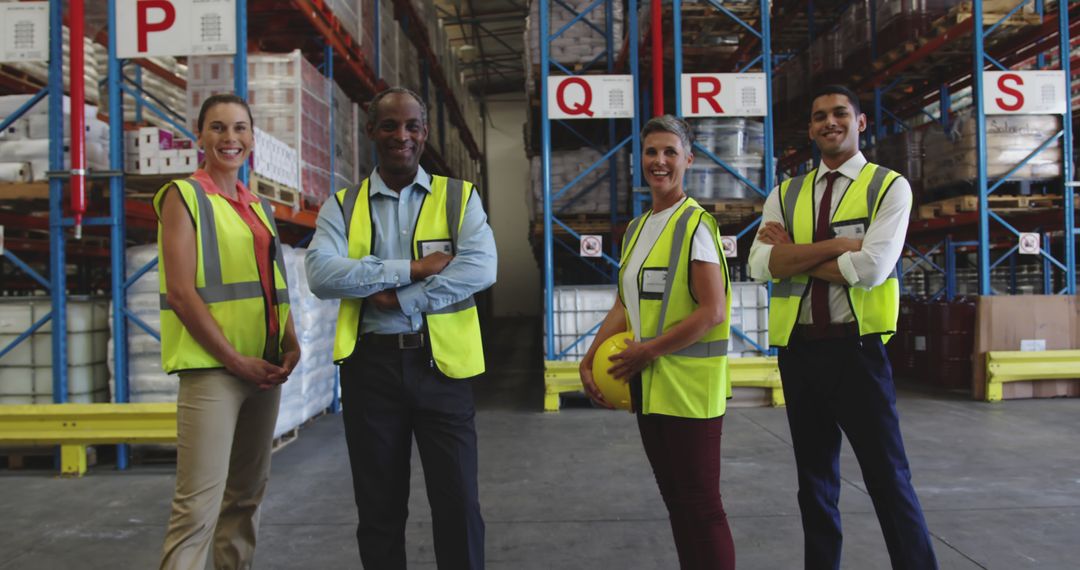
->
[191, 169, 257, 205]
[370, 165, 432, 197]
[814, 151, 866, 185]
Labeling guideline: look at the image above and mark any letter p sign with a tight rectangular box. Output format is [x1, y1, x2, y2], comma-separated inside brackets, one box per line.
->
[137, 0, 176, 53]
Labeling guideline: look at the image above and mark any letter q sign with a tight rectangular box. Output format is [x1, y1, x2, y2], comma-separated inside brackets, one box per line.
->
[547, 75, 634, 120]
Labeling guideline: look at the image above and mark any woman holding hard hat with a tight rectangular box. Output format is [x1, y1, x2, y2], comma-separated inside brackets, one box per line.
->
[580, 114, 733, 570]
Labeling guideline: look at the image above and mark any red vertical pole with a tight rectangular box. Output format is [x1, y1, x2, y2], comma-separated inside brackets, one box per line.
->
[651, 0, 663, 116]
[70, 0, 87, 238]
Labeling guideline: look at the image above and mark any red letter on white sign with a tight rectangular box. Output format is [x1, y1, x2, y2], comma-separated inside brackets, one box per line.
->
[690, 76, 724, 114]
[137, 0, 177, 53]
[995, 73, 1025, 112]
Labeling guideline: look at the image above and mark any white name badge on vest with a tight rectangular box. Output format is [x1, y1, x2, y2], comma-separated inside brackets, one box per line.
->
[831, 219, 868, 240]
[641, 268, 668, 300]
[419, 240, 453, 258]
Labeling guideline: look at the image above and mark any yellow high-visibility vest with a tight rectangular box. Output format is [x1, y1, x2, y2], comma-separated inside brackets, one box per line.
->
[333, 176, 485, 379]
[768, 163, 903, 347]
[154, 178, 291, 373]
[619, 198, 731, 419]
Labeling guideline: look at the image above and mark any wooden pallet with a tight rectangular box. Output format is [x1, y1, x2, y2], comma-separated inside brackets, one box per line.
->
[1, 445, 97, 470]
[917, 194, 1072, 220]
[950, 1, 1044, 28]
[250, 174, 299, 208]
[698, 199, 763, 225]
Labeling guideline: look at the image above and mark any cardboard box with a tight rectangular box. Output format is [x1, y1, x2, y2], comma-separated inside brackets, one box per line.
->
[972, 295, 1080, 400]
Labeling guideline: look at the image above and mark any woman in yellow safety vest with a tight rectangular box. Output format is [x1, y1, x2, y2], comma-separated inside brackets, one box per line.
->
[155, 94, 300, 570]
[580, 115, 734, 570]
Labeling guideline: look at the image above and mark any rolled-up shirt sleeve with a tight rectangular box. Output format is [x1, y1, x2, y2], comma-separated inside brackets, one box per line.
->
[747, 186, 784, 282]
[835, 176, 912, 289]
[304, 198, 412, 300]
[396, 191, 498, 315]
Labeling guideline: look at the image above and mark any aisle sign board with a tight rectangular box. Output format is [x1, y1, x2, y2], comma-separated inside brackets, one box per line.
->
[0, 2, 48, 63]
[680, 73, 768, 117]
[983, 71, 1067, 115]
[547, 75, 634, 120]
[117, 0, 236, 59]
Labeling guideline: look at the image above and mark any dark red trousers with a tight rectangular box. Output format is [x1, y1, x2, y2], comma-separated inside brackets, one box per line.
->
[637, 411, 736, 570]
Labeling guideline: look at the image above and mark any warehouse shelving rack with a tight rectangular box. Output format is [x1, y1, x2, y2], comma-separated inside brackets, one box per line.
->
[768, 2, 1077, 301]
[669, 0, 776, 356]
[538, 0, 642, 361]
[0, 0, 485, 473]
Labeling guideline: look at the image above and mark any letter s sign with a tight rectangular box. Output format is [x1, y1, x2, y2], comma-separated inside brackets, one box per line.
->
[994, 73, 1024, 112]
[984, 71, 1066, 115]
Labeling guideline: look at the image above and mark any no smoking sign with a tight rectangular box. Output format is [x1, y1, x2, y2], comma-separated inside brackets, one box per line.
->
[580, 235, 603, 258]
[1018, 233, 1040, 255]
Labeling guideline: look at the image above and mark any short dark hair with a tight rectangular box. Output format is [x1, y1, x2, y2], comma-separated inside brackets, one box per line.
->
[196, 93, 254, 132]
[811, 85, 862, 116]
[640, 114, 695, 152]
[367, 87, 428, 129]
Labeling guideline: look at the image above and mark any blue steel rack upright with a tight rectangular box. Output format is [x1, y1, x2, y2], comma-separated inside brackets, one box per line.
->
[670, 0, 775, 356]
[539, 0, 642, 361]
[973, 0, 1075, 296]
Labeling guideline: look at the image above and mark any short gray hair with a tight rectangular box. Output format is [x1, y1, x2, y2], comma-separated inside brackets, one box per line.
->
[367, 87, 428, 128]
[640, 115, 695, 152]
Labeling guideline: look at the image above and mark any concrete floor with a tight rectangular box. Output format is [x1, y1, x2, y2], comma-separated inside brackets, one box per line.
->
[2, 318, 1079, 569]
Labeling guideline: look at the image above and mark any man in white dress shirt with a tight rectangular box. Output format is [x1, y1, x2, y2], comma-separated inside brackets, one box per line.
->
[748, 85, 937, 570]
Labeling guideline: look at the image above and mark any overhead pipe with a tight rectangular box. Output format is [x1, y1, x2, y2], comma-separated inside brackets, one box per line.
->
[651, 0, 663, 116]
[69, 0, 87, 239]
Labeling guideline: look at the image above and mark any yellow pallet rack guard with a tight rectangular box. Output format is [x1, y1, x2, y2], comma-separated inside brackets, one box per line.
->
[544, 357, 785, 412]
[0, 403, 177, 476]
[985, 350, 1080, 402]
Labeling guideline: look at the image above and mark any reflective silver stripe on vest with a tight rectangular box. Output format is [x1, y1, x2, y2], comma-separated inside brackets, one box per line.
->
[261, 200, 290, 302]
[160, 179, 286, 310]
[445, 178, 465, 251]
[429, 296, 477, 315]
[189, 179, 223, 289]
[624, 215, 645, 253]
[782, 174, 808, 231]
[866, 165, 894, 217]
[340, 183, 363, 240]
[160, 281, 265, 310]
[770, 278, 808, 299]
[640, 337, 729, 358]
[654, 208, 696, 338]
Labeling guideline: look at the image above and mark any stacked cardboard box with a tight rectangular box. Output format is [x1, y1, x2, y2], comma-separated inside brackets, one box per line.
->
[251, 127, 299, 189]
[922, 112, 1062, 191]
[529, 147, 629, 217]
[124, 127, 197, 176]
[187, 50, 333, 205]
[525, 0, 624, 90]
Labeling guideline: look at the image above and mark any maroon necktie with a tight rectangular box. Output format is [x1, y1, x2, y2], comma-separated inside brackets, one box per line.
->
[812, 171, 842, 329]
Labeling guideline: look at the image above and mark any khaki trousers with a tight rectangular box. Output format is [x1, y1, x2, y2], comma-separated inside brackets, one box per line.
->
[160, 369, 281, 570]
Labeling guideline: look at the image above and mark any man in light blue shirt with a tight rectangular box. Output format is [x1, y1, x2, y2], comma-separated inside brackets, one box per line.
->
[305, 87, 496, 570]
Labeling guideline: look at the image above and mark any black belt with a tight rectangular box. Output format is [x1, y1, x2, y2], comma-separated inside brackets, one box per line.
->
[361, 332, 427, 350]
[794, 322, 859, 342]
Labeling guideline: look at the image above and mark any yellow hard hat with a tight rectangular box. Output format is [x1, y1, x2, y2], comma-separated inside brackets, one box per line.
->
[589, 332, 634, 410]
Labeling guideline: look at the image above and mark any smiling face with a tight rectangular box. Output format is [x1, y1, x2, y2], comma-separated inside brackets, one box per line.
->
[367, 92, 428, 179]
[642, 131, 694, 197]
[809, 93, 866, 164]
[197, 102, 253, 173]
